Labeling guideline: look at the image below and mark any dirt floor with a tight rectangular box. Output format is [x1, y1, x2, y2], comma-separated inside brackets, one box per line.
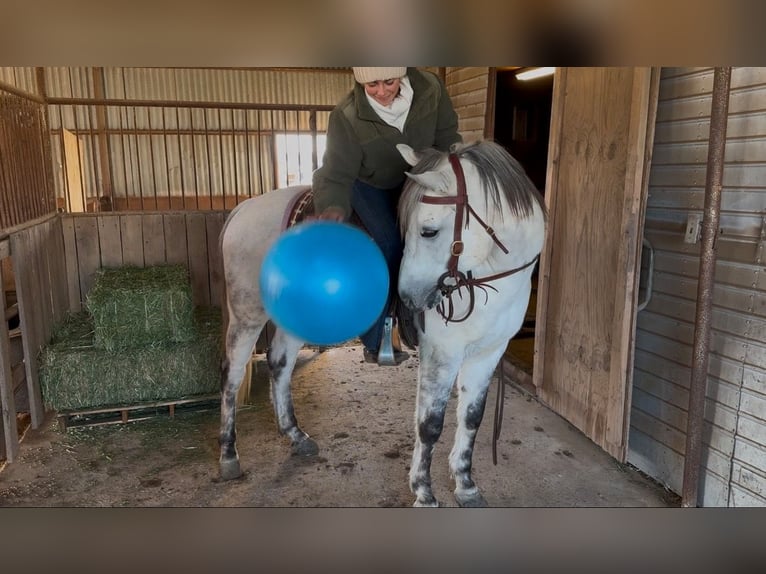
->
[0, 344, 680, 507]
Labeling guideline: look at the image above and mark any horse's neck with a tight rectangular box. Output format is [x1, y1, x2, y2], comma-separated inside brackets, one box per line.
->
[483, 202, 544, 273]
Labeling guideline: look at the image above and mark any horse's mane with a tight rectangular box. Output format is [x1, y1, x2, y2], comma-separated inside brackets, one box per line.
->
[398, 141, 547, 233]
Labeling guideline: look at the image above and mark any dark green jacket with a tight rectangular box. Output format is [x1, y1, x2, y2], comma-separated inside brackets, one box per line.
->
[313, 67, 462, 218]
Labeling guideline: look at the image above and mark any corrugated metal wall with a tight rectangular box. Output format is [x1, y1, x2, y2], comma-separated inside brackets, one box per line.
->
[43, 67, 353, 105]
[629, 67, 766, 506]
[0, 67, 38, 94]
[37, 68, 354, 210]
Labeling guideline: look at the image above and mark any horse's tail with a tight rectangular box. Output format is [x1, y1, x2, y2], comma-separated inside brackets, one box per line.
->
[218, 215, 233, 361]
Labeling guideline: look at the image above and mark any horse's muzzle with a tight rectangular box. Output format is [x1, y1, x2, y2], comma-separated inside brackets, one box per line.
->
[400, 286, 442, 313]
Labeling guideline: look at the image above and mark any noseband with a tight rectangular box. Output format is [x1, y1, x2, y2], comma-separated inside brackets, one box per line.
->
[419, 153, 540, 324]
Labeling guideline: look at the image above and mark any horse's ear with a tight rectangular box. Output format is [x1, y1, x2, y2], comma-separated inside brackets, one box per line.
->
[396, 144, 420, 167]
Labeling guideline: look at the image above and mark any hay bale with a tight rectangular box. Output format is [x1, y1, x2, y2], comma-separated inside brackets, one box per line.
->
[39, 308, 222, 412]
[85, 265, 196, 350]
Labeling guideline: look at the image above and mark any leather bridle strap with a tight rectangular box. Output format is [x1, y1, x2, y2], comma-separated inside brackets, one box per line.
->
[420, 155, 510, 276]
[418, 154, 468, 278]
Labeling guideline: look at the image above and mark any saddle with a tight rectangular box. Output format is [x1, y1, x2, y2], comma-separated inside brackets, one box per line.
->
[282, 188, 419, 354]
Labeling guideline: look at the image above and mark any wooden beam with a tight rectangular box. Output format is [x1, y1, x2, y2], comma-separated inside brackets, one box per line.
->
[92, 67, 114, 202]
[0, 257, 19, 461]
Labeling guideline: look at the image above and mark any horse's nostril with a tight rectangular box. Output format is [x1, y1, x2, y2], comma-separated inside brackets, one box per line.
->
[426, 290, 442, 309]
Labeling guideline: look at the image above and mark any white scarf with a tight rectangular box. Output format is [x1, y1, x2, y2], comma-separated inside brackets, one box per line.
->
[365, 75, 413, 133]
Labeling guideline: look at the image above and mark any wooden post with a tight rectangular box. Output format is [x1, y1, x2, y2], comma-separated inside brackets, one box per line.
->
[237, 357, 253, 407]
[0, 243, 20, 461]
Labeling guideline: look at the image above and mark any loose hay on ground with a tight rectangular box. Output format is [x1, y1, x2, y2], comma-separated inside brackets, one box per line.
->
[39, 308, 222, 411]
[85, 265, 196, 351]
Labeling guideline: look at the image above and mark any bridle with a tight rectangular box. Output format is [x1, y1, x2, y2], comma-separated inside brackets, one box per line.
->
[418, 153, 539, 325]
[418, 153, 540, 466]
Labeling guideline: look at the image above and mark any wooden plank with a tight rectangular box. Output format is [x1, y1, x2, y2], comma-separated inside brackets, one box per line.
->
[49, 217, 69, 322]
[0, 256, 19, 461]
[627, 425, 684, 494]
[119, 214, 144, 267]
[61, 216, 82, 311]
[532, 67, 566, 402]
[11, 229, 44, 428]
[743, 365, 766, 394]
[745, 341, 766, 370]
[33, 224, 52, 347]
[43, 220, 61, 327]
[186, 212, 210, 306]
[98, 214, 123, 268]
[534, 67, 658, 461]
[733, 437, 766, 475]
[732, 462, 766, 501]
[26, 226, 46, 426]
[163, 213, 189, 266]
[608, 67, 658, 456]
[56, 393, 219, 429]
[62, 128, 85, 212]
[73, 216, 101, 301]
[142, 213, 166, 266]
[205, 212, 225, 308]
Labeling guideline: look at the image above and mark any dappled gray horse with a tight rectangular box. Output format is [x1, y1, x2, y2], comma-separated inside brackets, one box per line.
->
[217, 140, 546, 507]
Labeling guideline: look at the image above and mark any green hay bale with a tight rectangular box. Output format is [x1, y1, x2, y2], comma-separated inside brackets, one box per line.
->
[85, 265, 196, 350]
[39, 308, 222, 412]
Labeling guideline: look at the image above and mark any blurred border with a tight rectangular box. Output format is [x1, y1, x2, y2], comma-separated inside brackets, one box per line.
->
[2, 0, 764, 65]
[0, 508, 763, 572]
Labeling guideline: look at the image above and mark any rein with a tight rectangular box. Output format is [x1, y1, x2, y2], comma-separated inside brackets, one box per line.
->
[418, 153, 539, 466]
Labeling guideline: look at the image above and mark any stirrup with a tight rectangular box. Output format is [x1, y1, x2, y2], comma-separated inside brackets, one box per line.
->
[377, 316, 398, 366]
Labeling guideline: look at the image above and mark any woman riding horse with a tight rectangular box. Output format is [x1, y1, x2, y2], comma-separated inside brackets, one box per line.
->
[312, 66, 462, 365]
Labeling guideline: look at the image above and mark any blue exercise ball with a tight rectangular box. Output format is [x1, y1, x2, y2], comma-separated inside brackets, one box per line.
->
[259, 221, 390, 345]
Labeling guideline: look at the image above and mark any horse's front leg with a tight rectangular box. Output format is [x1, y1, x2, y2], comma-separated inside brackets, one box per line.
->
[449, 344, 506, 507]
[268, 328, 318, 456]
[219, 319, 261, 481]
[410, 345, 459, 507]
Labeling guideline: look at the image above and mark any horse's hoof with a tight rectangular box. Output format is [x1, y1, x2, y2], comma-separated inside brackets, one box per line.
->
[291, 437, 319, 456]
[455, 491, 488, 508]
[413, 495, 439, 508]
[219, 458, 242, 481]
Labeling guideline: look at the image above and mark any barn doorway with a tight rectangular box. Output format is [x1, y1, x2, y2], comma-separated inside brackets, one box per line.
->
[492, 67, 554, 381]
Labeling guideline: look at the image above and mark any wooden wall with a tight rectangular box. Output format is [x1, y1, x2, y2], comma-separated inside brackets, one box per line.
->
[445, 67, 491, 142]
[1, 215, 69, 461]
[628, 67, 766, 506]
[62, 211, 227, 311]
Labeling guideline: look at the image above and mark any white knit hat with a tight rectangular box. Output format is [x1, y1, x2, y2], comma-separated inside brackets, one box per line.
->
[352, 67, 407, 84]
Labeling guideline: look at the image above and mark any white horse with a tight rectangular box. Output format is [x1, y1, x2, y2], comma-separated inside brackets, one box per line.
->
[217, 140, 546, 507]
[396, 141, 546, 506]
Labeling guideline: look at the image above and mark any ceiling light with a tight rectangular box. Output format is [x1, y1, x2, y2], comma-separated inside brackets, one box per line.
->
[516, 67, 555, 81]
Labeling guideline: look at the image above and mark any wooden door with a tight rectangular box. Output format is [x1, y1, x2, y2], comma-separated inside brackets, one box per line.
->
[533, 67, 660, 461]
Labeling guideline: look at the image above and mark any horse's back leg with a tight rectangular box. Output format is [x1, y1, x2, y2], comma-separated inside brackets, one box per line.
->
[449, 345, 506, 507]
[268, 328, 318, 456]
[219, 314, 265, 481]
[410, 345, 459, 507]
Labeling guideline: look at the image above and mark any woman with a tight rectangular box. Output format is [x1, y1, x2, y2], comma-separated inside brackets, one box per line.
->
[313, 67, 462, 365]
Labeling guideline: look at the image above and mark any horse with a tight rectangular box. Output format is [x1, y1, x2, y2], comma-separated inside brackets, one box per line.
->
[217, 140, 546, 507]
[395, 140, 546, 506]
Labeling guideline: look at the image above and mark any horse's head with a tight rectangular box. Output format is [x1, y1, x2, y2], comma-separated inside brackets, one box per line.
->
[396, 141, 546, 316]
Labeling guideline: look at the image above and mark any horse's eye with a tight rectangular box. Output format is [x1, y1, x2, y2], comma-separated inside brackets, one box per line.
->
[421, 228, 438, 238]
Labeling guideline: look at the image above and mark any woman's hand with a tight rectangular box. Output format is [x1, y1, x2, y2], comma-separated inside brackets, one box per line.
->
[316, 207, 346, 222]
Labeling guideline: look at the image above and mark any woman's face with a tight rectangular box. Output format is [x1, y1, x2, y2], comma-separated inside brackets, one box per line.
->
[363, 78, 401, 107]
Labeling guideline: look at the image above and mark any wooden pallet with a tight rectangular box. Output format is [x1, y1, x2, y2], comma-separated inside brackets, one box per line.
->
[57, 394, 220, 430]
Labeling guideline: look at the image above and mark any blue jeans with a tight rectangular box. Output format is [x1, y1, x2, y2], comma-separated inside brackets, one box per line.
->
[351, 179, 403, 352]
